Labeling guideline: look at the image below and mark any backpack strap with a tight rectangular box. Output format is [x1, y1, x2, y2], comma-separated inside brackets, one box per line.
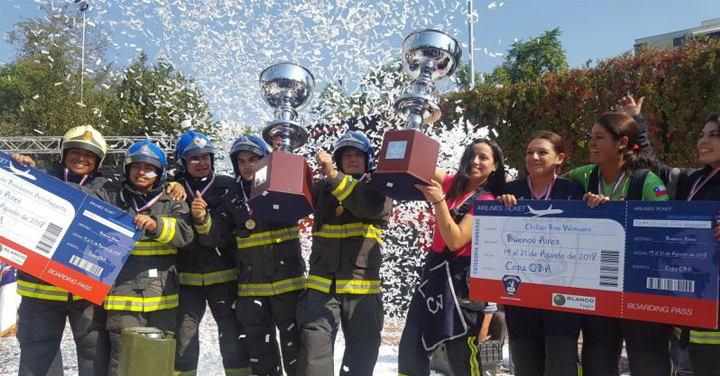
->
[627, 169, 650, 200]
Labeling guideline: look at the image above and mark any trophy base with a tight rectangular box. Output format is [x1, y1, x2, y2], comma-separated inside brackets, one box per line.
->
[370, 129, 439, 201]
[249, 152, 313, 223]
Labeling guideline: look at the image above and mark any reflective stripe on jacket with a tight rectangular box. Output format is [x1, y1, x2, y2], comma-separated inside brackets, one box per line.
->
[196, 177, 306, 297]
[308, 172, 392, 295]
[98, 182, 193, 312]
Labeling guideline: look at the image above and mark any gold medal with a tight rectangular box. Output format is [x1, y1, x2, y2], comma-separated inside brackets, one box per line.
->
[335, 205, 344, 217]
[245, 219, 256, 230]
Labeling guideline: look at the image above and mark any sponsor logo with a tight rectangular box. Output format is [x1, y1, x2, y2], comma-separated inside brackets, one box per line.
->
[552, 293, 596, 311]
[502, 275, 521, 297]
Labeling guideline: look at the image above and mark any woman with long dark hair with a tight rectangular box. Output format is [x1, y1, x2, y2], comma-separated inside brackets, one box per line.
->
[495, 130, 584, 376]
[568, 112, 671, 376]
[397, 138, 505, 376]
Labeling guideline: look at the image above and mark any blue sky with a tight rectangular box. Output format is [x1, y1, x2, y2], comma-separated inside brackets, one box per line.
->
[0, 0, 716, 126]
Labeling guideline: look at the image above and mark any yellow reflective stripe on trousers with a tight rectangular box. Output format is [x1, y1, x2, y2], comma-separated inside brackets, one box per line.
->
[313, 223, 382, 243]
[104, 294, 179, 312]
[17, 280, 69, 301]
[674, 326, 720, 345]
[156, 217, 178, 244]
[225, 367, 253, 376]
[194, 216, 212, 235]
[236, 227, 300, 249]
[467, 335, 480, 376]
[238, 276, 305, 296]
[305, 275, 332, 293]
[173, 370, 196, 376]
[689, 330, 720, 344]
[131, 241, 178, 256]
[179, 269, 238, 286]
[335, 279, 381, 294]
[331, 174, 358, 201]
[305, 275, 380, 294]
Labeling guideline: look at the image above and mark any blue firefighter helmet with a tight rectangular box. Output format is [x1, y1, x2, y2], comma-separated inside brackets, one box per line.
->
[175, 130, 214, 172]
[229, 134, 270, 176]
[332, 131, 374, 173]
[123, 139, 167, 185]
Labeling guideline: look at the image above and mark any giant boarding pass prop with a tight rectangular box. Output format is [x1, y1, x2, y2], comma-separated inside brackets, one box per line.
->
[470, 200, 719, 329]
[0, 151, 139, 305]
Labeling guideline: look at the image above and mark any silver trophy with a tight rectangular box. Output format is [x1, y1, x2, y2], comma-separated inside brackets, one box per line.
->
[259, 63, 315, 152]
[394, 29, 462, 129]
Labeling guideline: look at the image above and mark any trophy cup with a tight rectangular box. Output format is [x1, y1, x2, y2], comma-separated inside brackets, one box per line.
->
[371, 29, 461, 200]
[249, 62, 315, 223]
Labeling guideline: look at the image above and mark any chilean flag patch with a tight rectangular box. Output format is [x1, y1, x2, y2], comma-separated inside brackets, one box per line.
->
[653, 186, 669, 198]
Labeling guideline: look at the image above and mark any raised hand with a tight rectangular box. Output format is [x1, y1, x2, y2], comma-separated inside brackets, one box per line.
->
[316, 151, 336, 179]
[191, 190, 207, 219]
[617, 95, 645, 117]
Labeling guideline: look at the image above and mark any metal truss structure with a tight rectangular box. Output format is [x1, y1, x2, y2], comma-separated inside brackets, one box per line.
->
[0, 136, 176, 155]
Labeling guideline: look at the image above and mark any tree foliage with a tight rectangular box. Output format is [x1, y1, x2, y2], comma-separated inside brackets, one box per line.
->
[488, 28, 569, 85]
[0, 5, 215, 138]
[442, 39, 720, 172]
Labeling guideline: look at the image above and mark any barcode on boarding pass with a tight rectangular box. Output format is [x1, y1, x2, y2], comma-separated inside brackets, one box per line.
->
[35, 223, 63, 255]
[69, 255, 103, 276]
[646, 277, 695, 293]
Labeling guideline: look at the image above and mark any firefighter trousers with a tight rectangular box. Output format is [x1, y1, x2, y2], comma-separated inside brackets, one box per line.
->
[296, 288, 384, 376]
[235, 290, 302, 376]
[687, 342, 720, 376]
[397, 285, 484, 376]
[175, 282, 251, 376]
[505, 305, 581, 376]
[106, 308, 176, 376]
[581, 315, 671, 376]
[17, 296, 110, 376]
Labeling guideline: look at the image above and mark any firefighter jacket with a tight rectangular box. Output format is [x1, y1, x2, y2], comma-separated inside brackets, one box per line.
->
[306, 172, 392, 295]
[97, 181, 194, 312]
[669, 165, 720, 345]
[196, 176, 306, 297]
[17, 162, 110, 302]
[174, 173, 238, 287]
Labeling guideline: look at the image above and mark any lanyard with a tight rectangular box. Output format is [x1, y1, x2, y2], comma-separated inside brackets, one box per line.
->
[598, 169, 627, 199]
[132, 192, 163, 212]
[239, 179, 253, 215]
[64, 168, 88, 186]
[185, 173, 216, 200]
[527, 175, 556, 200]
[688, 166, 720, 201]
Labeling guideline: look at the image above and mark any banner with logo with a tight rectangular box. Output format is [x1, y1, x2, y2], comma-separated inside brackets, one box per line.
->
[0, 151, 140, 305]
[469, 200, 719, 329]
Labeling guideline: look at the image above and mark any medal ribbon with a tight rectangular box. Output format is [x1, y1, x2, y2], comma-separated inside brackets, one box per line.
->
[527, 175, 556, 200]
[185, 173, 216, 200]
[64, 167, 89, 186]
[239, 179, 253, 215]
[688, 166, 720, 201]
[598, 169, 627, 199]
[132, 192, 163, 213]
